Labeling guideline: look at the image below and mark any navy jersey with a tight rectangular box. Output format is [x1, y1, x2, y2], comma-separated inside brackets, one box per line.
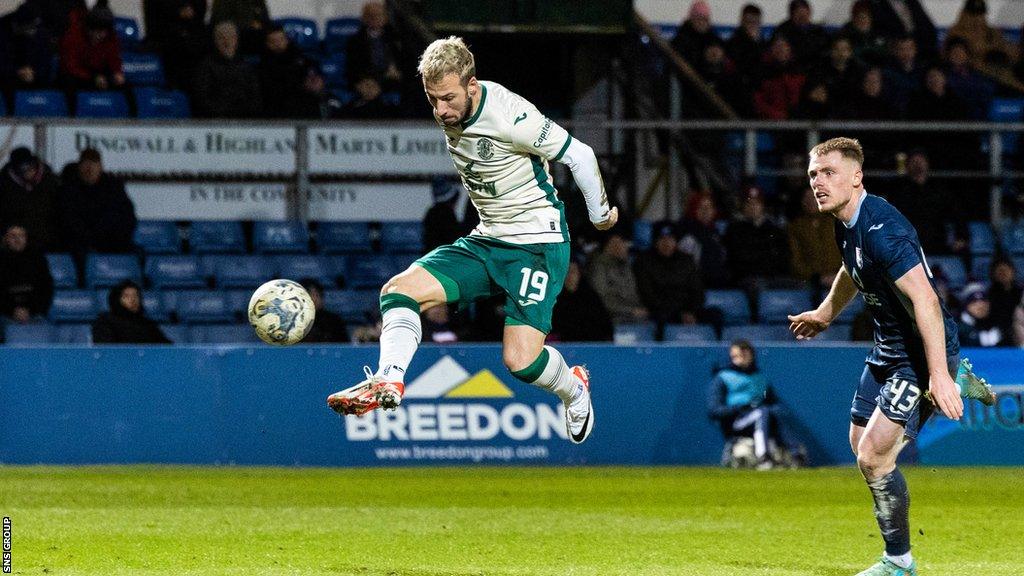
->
[835, 193, 959, 367]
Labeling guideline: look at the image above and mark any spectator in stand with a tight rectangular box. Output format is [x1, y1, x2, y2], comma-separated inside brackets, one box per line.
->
[787, 187, 841, 289]
[0, 147, 61, 252]
[0, 3, 54, 93]
[300, 278, 349, 343]
[812, 35, 865, 112]
[210, 0, 268, 56]
[58, 3, 124, 92]
[840, 0, 889, 66]
[551, 260, 613, 342]
[58, 148, 137, 254]
[882, 35, 925, 117]
[946, 0, 1017, 70]
[29, 0, 85, 39]
[678, 190, 729, 288]
[753, 36, 805, 120]
[839, 67, 899, 166]
[724, 185, 789, 289]
[259, 24, 324, 119]
[772, 0, 829, 71]
[343, 1, 404, 119]
[906, 66, 973, 169]
[423, 177, 475, 253]
[586, 230, 648, 325]
[0, 224, 53, 324]
[725, 4, 764, 79]
[670, 0, 717, 65]
[145, 0, 208, 91]
[92, 280, 171, 344]
[883, 149, 967, 255]
[792, 78, 831, 120]
[870, 0, 939, 65]
[943, 37, 995, 121]
[957, 283, 1007, 347]
[694, 38, 748, 116]
[988, 257, 1022, 342]
[634, 221, 720, 339]
[193, 21, 262, 118]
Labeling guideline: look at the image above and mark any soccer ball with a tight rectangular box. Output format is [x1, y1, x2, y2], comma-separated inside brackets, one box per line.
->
[248, 279, 316, 345]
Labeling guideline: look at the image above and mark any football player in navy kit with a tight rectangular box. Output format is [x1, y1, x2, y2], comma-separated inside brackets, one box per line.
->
[788, 137, 994, 576]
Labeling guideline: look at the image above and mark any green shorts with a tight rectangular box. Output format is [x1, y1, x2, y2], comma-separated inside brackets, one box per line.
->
[415, 236, 570, 334]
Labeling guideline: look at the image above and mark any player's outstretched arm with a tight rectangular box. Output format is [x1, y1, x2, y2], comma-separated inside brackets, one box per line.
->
[788, 265, 858, 340]
[894, 264, 963, 420]
[555, 137, 616, 230]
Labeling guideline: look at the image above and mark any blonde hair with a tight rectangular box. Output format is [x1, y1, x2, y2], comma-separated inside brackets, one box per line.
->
[418, 36, 475, 85]
[810, 137, 864, 166]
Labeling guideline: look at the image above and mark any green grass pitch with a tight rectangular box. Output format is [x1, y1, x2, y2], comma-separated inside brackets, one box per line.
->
[1, 466, 1021, 575]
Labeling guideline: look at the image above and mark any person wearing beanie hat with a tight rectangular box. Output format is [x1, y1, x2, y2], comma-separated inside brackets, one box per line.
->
[956, 282, 1006, 347]
[0, 147, 61, 251]
[58, 2, 124, 91]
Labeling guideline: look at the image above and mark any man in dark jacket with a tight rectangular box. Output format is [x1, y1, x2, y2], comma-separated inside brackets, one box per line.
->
[0, 147, 61, 252]
[772, 0, 829, 71]
[0, 224, 53, 323]
[723, 185, 790, 288]
[193, 20, 261, 118]
[144, 0, 208, 90]
[343, 0, 404, 118]
[259, 25, 324, 119]
[882, 150, 966, 255]
[59, 148, 138, 254]
[0, 3, 54, 92]
[300, 279, 349, 343]
[92, 280, 170, 344]
[551, 260, 613, 342]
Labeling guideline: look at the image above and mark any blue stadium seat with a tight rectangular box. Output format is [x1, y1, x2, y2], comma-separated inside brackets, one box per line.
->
[275, 255, 343, 287]
[53, 323, 92, 344]
[663, 324, 717, 343]
[76, 91, 129, 118]
[189, 221, 245, 253]
[146, 255, 206, 288]
[655, 23, 676, 39]
[114, 17, 140, 49]
[722, 324, 793, 342]
[224, 289, 253, 316]
[46, 254, 78, 288]
[380, 222, 424, 254]
[705, 289, 751, 325]
[633, 220, 652, 251]
[833, 293, 866, 325]
[276, 17, 319, 51]
[175, 290, 233, 323]
[189, 323, 259, 344]
[989, 98, 1024, 154]
[970, 256, 991, 281]
[324, 289, 379, 322]
[134, 87, 190, 118]
[324, 17, 361, 49]
[612, 323, 656, 344]
[134, 221, 181, 253]
[49, 290, 99, 322]
[319, 54, 347, 88]
[968, 221, 996, 255]
[3, 322, 54, 344]
[929, 256, 967, 288]
[14, 90, 68, 117]
[316, 222, 372, 253]
[758, 289, 812, 324]
[159, 323, 188, 343]
[1002, 221, 1024, 254]
[253, 221, 310, 253]
[142, 290, 171, 322]
[121, 53, 165, 86]
[344, 254, 400, 289]
[328, 89, 356, 108]
[210, 255, 275, 288]
[85, 254, 141, 288]
[802, 324, 853, 342]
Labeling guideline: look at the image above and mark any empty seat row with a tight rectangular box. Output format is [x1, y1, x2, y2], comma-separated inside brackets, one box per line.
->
[8, 87, 188, 119]
[1, 322, 267, 345]
[612, 323, 856, 345]
[703, 289, 865, 326]
[133, 221, 424, 255]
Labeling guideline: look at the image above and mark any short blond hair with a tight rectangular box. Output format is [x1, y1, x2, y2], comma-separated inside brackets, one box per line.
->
[810, 137, 864, 166]
[418, 36, 475, 85]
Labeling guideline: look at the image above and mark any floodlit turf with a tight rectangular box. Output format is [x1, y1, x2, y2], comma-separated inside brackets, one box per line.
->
[1, 466, 1021, 575]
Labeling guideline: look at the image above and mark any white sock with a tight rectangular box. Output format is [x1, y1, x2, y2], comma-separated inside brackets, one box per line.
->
[532, 346, 584, 405]
[885, 552, 913, 568]
[376, 307, 421, 383]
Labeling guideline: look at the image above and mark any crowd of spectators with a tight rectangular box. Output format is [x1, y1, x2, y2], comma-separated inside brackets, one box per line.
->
[0, 0, 416, 119]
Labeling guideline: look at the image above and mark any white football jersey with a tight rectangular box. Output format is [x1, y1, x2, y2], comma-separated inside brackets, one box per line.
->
[440, 81, 574, 244]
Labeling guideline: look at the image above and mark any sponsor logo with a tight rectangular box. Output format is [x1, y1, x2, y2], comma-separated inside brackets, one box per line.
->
[514, 113, 528, 125]
[869, 223, 885, 231]
[855, 246, 863, 269]
[476, 138, 494, 160]
[517, 299, 539, 307]
[344, 356, 566, 443]
[533, 118, 553, 148]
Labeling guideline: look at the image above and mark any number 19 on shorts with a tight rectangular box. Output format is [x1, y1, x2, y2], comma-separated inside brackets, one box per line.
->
[518, 268, 549, 303]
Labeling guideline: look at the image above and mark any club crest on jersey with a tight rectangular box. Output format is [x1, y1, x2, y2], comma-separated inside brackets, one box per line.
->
[477, 138, 494, 160]
[855, 246, 863, 268]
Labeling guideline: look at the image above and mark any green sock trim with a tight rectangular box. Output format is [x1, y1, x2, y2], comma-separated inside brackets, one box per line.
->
[380, 292, 420, 314]
[511, 348, 549, 383]
[414, 262, 460, 302]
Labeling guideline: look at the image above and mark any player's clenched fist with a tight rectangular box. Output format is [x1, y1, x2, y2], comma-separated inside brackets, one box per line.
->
[594, 206, 619, 231]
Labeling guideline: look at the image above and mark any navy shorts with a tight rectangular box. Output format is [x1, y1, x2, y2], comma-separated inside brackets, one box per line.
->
[850, 354, 959, 439]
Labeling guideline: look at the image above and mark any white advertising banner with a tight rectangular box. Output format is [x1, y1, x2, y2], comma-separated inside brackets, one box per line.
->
[309, 126, 452, 175]
[47, 125, 297, 174]
[0, 124, 37, 153]
[127, 182, 433, 222]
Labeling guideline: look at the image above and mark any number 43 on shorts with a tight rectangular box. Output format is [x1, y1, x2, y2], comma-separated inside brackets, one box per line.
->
[889, 379, 921, 412]
[517, 267, 549, 306]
